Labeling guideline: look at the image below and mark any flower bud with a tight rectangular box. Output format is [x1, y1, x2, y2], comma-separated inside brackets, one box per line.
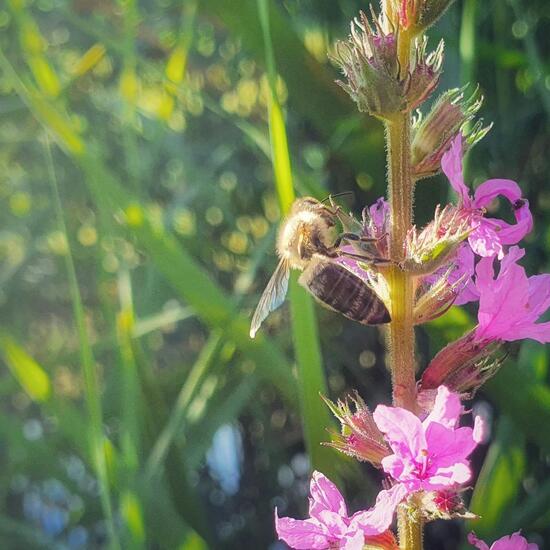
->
[403, 204, 472, 276]
[412, 86, 492, 179]
[413, 265, 465, 325]
[406, 37, 444, 110]
[332, 10, 403, 118]
[322, 393, 390, 465]
[333, 11, 445, 117]
[420, 330, 506, 394]
[382, 0, 456, 32]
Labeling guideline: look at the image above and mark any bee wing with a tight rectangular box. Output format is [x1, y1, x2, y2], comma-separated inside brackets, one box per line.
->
[250, 259, 290, 338]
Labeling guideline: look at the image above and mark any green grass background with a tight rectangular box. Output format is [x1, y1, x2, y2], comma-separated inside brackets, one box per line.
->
[0, 0, 549, 548]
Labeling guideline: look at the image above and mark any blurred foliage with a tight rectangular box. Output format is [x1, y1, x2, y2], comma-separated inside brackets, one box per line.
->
[0, 0, 549, 548]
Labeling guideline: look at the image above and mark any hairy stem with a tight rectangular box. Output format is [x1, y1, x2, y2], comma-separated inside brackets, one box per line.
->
[387, 113, 417, 412]
[387, 27, 422, 550]
[397, 507, 423, 550]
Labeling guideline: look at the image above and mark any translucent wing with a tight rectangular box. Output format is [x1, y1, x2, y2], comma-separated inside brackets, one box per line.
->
[250, 259, 290, 338]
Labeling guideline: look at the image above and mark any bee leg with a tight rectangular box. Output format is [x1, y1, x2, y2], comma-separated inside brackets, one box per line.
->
[338, 250, 392, 266]
[333, 232, 377, 248]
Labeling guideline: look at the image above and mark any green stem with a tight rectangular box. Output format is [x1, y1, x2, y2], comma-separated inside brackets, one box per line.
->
[397, 507, 423, 550]
[387, 113, 417, 412]
[388, 26, 422, 550]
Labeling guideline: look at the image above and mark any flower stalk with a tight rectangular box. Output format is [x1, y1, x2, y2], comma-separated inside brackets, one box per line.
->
[387, 26, 421, 550]
[397, 508, 423, 550]
[387, 113, 417, 412]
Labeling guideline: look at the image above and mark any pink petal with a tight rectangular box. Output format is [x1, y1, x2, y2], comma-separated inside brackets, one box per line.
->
[468, 532, 490, 550]
[342, 530, 365, 550]
[350, 484, 408, 535]
[475, 255, 531, 340]
[491, 532, 540, 550]
[500, 245, 525, 270]
[424, 386, 463, 429]
[425, 423, 477, 467]
[472, 178, 522, 207]
[428, 461, 472, 488]
[455, 279, 480, 305]
[380, 454, 407, 480]
[492, 201, 533, 245]
[471, 179, 533, 247]
[373, 405, 426, 459]
[317, 510, 348, 538]
[368, 198, 390, 234]
[441, 135, 471, 205]
[309, 471, 348, 520]
[275, 511, 331, 549]
[506, 321, 550, 344]
[468, 222, 504, 259]
[527, 274, 550, 318]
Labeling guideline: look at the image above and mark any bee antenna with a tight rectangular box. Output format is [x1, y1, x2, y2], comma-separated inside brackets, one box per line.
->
[321, 191, 355, 204]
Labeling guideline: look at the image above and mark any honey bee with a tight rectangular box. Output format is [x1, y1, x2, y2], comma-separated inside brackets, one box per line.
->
[250, 197, 391, 338]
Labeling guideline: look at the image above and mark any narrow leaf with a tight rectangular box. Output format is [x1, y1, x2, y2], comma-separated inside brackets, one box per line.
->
[0, 334, 51, 402]
[257, 0, 336, 477]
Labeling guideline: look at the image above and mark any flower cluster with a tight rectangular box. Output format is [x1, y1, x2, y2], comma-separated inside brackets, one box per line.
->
[277, 386, 487, 547]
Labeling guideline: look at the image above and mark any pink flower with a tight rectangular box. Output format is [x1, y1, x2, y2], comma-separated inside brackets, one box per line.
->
[372, 386, 483, 497]
[275, 471, 399, 549]
[473, 247, 550, 343]
[441, 135, 532, 259]
[468, 531, 539, 550]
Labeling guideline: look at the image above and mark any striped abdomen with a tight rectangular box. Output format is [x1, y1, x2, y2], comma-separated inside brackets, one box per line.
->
[300, 260, 390, 325]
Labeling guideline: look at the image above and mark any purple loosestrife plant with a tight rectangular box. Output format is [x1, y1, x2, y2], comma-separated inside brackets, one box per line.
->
[254, 0, 545, 548]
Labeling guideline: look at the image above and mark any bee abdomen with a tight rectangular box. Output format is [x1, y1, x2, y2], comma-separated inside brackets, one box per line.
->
[300, 261, 390, 325]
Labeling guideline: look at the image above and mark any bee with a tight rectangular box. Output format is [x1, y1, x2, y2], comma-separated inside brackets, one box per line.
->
[250, 197, 391, 338]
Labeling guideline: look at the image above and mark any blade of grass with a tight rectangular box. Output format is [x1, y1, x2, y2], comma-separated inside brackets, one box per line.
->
[459, 0, 477, 178]
[116, 270, 146, 550]
[117, 269, 142, 474]
[0, 333, 51, 402]
[257, 0, 336, 477]
[43, 138, 120, 550]
[144, 330, 224, 478]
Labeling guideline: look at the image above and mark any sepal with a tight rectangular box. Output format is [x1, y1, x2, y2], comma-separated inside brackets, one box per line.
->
[322, 393, 390, 465]
[412, 86, 491, 179]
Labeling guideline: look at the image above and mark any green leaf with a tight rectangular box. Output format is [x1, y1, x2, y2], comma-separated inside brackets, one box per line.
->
[145, 331, 224, 478]
[0, 333, 51, 402]
[257, 0, 336, 477]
